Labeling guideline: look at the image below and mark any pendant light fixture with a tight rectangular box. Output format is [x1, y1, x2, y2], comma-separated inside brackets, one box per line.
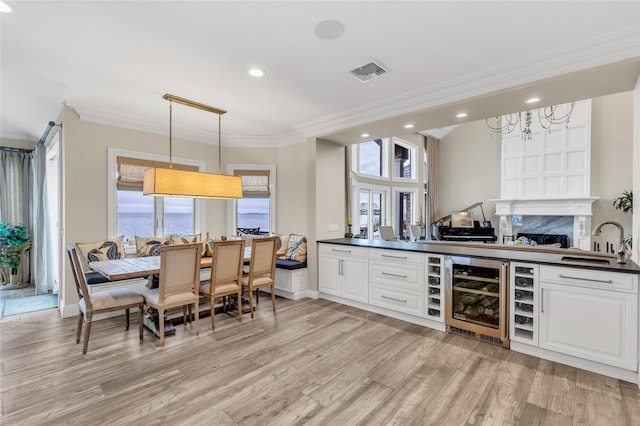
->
[143, 94, 243, 199]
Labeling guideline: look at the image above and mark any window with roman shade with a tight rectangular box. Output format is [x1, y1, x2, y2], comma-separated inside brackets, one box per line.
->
[116, 156, 198, 191]
[233, 169, 270, 197]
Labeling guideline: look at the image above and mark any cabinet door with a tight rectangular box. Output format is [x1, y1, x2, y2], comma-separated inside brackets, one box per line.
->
[539, 281, 638, 371]
[342, 258, 369, 303]
[318, 255, 341, 297]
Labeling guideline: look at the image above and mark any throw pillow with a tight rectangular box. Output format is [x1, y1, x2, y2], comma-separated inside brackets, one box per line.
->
[169, 234, 206, 256]
[286, 234, 307, 262]
[76, 236, 125, 272]
[135, 236, 171, 257]
[276, 234, 289, 259]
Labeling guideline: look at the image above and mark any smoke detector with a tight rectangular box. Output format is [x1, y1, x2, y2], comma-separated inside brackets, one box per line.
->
[349, 61, 388, 83]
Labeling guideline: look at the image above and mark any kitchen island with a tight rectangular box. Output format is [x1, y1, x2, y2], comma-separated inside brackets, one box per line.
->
[317, 238, 640, 385]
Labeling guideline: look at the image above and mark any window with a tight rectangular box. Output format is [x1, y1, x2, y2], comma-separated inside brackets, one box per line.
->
[229, 165, 276, 235]
[393, 188, 417, 240]
[358, 187, 386, 239]
[353, 138, 388, 178]
[392, 138, 416, 181]
[108, 148, 205, 248]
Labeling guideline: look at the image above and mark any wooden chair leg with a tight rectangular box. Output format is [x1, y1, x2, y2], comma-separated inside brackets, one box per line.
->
[76, 313, 83, 343]
[159, 308, 165, 347]
[271, 285, 276, 312]
[138, 305, 144, 342]
[194, 302, 199, 336]
[210, 296, 216, 331]
[237, 290, 242, 322]
[125, 308, 130, 330]
[182, 306, 187, 324]
[83, 315, 92, 355]
[249, 286, 255, 319]
[256, 288, 259, 305]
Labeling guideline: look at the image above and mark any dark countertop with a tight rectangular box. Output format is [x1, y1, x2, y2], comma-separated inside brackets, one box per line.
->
[318, 238, 640, 274]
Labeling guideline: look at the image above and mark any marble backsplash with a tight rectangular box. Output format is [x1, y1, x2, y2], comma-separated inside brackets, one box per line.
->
[511, 215, 574, 239]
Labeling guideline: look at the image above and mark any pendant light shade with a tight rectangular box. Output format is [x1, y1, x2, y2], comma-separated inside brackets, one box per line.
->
[143, 168, 242, 199]
[143, 93, 243, 199]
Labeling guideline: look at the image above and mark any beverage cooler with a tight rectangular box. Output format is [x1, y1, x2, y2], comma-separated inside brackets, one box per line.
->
[445, 256, 509, 347]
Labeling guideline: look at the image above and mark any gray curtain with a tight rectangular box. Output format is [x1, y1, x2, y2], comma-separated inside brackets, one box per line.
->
[0, 149, 33, 283]
[32, 144, 55, 294]
[425, 135, 440, 228]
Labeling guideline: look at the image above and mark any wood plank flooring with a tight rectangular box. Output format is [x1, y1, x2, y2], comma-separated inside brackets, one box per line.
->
[1, 297, 639, 425]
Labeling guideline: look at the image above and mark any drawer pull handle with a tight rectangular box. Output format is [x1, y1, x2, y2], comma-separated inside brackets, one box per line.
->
[381, 272, 408, 279]
[382, 294, 408, 303]
[331, 249, 352, 253]
[381, 254, 408, 259]
[558, 274, 613, 284]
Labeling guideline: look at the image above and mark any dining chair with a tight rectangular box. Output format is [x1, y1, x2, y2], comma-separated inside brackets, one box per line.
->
[199, 239, 245, 330]
[142, 243, 201, 346]
[380, 226, 398, 241]
[242, 236, 278, 318]
[66, 245, 144, 354]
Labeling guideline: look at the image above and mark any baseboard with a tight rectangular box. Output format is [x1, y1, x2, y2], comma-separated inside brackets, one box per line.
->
[510, 341, 638, 384]
[261, 287, 319, 300]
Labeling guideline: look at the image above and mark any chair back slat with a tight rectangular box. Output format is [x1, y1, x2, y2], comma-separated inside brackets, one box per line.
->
[66, 244, 91, 309]
[249, 236, 277, 277]
[211, 240, 245, 291]
[159, 243, 201, 298]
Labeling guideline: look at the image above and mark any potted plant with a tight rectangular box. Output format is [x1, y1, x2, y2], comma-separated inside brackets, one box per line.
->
[612, 190, 633, 250]
[0, 221, 31, 285]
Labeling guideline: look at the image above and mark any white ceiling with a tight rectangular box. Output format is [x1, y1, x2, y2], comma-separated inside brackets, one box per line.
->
[1, 1, 639, 146]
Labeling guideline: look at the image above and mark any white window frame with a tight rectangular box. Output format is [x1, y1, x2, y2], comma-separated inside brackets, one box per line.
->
[351, 139, 390, 181]
[392, 186, 419, 240]
[391, 137, 417, 182]
[107, 147, 206, 253]
[227, 164, 277, 236]
[353, 182, 389, 240]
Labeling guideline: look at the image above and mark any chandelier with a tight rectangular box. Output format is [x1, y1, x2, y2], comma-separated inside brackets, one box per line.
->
[486, 102, 575, 141]
[143, 94, 243, 199]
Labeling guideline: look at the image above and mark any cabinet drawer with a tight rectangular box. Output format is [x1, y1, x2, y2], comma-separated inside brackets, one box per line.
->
[370, 283, 424, 317]
[318, 244, 368, 258]
[540, 265, 638, 294]
[370, 262, 424, 292]
[368, 249, 423, 265]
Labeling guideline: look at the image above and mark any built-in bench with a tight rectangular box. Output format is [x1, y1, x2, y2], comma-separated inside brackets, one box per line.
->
[271, 258, 308, 300]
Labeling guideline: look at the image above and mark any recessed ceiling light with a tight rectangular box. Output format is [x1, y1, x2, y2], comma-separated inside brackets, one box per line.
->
[248, 68, 265, 77]
[360, 133, 370, 138]
[0, 1, 11, 13]
[404, 124, 414, 129]
[456, 113, 468, 118]
[526, 97, 541, 104]
[314, 20, 345, 40]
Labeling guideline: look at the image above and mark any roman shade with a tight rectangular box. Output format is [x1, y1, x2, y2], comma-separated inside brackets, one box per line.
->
[233, 169, 270, 197]
[117, 156, 198, 191]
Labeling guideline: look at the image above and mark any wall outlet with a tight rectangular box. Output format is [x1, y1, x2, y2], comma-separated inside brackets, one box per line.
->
[328, 224, 339, 232]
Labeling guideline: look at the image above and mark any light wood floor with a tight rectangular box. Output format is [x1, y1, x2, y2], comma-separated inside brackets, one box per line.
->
[1, 297, 639, 425]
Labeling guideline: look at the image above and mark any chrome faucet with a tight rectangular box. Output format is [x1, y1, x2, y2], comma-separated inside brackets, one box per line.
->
[592, 221, 627, 264]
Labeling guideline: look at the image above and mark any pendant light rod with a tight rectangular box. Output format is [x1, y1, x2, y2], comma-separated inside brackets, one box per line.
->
[169, 100, 173, 168]
[218, 113, 222, 174]
[162, 93, 227, 115]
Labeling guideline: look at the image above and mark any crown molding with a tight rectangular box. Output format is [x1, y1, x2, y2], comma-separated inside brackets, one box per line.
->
[294, 26, 640, 138]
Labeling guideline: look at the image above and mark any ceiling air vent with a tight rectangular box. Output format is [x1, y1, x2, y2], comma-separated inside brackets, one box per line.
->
[349, 61, 388, 83]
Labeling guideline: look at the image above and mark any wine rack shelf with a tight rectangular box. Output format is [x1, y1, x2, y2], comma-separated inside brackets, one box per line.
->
[426, 255, 444, 321]
[510, 262, 538, 345]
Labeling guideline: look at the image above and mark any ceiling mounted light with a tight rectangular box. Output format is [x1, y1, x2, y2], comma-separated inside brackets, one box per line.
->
[143, 94, 243, 199]
[248, 68, 265, 77]
[485, 102, 575, 141]
[0, 2, 11, 13]
[314, 20, 345, 40]
[360, 133, 370, 138]
[404, 124, 414, 129]
[526, 97, 541, 104]
[456, 113, 468, 118]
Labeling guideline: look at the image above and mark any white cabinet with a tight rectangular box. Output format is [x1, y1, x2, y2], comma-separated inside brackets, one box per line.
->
[369, 248, 424, 317]
[425, 255, 444, 322]
[539, 265, 638, 371]
[318, 244, 368, 303]
[510, 262, 538, 345]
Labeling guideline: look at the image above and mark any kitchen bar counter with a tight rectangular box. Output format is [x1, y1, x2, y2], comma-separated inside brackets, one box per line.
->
[318, 238, 640, 274]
